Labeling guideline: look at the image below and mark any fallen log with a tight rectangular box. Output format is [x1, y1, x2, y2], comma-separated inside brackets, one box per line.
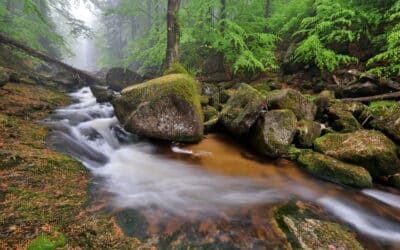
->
[341, 91, 400, 102]
[0, 32, 101, 85]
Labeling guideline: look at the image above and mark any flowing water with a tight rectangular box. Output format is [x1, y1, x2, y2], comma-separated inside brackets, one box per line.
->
[42, 87, 400, 248]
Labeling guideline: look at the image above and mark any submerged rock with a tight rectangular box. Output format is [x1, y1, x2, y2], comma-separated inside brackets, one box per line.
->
[251, 109, 297, 157]
[314, 130, 400, 178]
[298, 151, 372, 188]
[266, 89, 317, 120]
[90, 85, 113, 103]
[220, 84, 266, 134]
[273, 202, 364, 250]
[106, 67, 142, 92]
[295, 120, 321, 148]
[112, 74, 203, 142]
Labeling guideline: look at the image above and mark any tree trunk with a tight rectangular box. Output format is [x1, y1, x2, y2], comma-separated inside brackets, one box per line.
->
[0, 33, 101, 85]
[341, 91, 400, 102]
[165, 0, 180, 69]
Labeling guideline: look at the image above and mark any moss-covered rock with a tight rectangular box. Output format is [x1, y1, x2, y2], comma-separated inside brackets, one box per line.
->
[295, 120, 321, 147]
[220, 84, 266, 134]
[112, 74, 204, 142]
[298, 151, 372, 188]
[365, 103, 400, 143]
[388, 173, 400, 189]
[273, 202, 364, 250]
[325, 100, 366, 132]
[314, 130, 400, 178]
[315, 90, 335, 118]
[251, 109, 297, 157]
[200, 95, 209, 106]
[266, 89, 317, 120]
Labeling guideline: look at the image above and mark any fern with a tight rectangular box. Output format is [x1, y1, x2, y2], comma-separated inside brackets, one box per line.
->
[294, 35, 357, 71]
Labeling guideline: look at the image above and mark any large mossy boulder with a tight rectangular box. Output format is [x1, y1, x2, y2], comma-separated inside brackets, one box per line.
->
[273, 202, 364, 250]
[220, 84, 266, 134]
[295, 120, 321, 148]
[106, 67, 142, 92]
[314, 130, 400, 178]
[266, 89, 317, 120]
[112, 74, 203, 142]
[251, 109, 297, 157]
[298, 151, 372, 188]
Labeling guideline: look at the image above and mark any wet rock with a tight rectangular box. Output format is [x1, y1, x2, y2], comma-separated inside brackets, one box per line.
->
[90, 85, 113, 103]
[106, 67, 142, 92]
[220, 84, 266, 135]
[314, 130, 400, 178]
[251, 109, 297, 157]
[298, 151, 372, 187]
[112, 74, 203, 142]
[295, 120, 321, 148]
[266, 89, 317, 120]
[274, 202, 364, 250]
[388, 173, 400, 189]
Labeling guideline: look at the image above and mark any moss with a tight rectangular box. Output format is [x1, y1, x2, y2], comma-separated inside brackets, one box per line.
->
[200, 95, 209, 106]
[314, 130, 400, 178]
[369, 100, 398, 112]
[250, 82, 271, 96]
[163, 63, 189, 75]
[27, 234, 66, 250]
[298, 151, 372, 187]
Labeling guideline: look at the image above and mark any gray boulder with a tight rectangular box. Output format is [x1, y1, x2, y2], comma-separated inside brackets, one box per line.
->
[112, 74, 203, 142]
[251, 109, 297, 157]
[106, 67, 142, 92]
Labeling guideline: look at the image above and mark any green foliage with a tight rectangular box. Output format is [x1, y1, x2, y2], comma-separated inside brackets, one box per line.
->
[367, 1, 400, 77]
[369, 100, 398, 112]
[294, 35, 357, 71]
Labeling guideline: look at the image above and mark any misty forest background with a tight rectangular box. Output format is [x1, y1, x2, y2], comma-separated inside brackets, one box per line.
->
[0, 0, 400, 81]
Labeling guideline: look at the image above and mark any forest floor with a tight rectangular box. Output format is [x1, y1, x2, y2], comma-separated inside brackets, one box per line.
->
[0, 83, 139, 249]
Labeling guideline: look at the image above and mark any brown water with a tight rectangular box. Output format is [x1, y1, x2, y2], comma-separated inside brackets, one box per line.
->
[44, 88, 400, 249]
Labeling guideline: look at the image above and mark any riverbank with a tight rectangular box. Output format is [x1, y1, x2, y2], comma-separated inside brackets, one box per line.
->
[0, 82, 137, 248]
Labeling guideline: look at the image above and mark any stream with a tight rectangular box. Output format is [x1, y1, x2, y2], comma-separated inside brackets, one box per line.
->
[42, 87, 400, 248]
